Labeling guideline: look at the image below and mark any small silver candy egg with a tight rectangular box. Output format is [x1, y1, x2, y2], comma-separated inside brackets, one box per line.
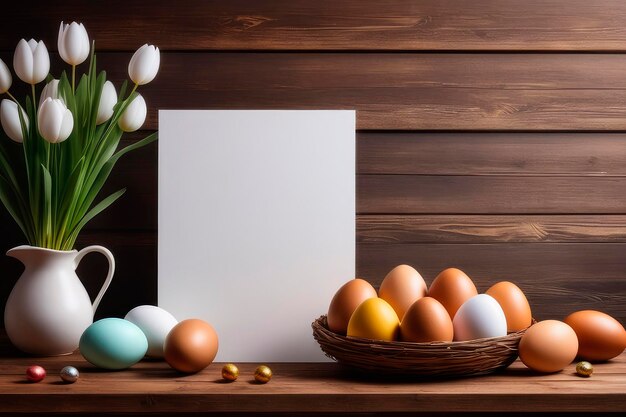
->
[60, 366, 79, 383]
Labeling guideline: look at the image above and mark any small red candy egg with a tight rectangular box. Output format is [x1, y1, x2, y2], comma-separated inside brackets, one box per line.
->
[26, 365, 46, 382]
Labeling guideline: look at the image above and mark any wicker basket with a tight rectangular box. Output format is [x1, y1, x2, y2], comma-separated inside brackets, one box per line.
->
[312, 315, 527, 378]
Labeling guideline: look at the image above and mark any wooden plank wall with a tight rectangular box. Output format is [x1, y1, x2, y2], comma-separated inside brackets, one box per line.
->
[1, 0, 625, 324]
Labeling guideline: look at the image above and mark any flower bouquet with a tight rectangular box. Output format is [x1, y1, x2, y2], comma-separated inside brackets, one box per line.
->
[0, 21, 159, 250]
[0, 21, 160, 355]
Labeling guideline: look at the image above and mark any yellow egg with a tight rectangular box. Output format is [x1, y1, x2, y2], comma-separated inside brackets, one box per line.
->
[347, 298, 399, 341]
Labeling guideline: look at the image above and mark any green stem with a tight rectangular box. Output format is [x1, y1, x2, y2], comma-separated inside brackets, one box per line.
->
[51, 144, 57, 249]
[31, 84, 38, 128]
[86, 83, 139, 173]
[55, 208, 71, 249]
[4, 91, 27, 115]
[5, 90, 18, 103]
[31, 83, 44, 247]
[72, 65, 76, 93]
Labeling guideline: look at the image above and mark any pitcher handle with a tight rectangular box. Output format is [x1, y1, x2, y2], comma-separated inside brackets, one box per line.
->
[75, 245, 115, 314]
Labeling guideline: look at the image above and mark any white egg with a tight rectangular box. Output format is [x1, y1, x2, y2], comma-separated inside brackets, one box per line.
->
[453, 294, 507, 341]
[124, 305, 178, 358]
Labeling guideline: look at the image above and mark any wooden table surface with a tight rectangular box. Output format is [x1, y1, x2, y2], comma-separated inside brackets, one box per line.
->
[0, 347, 624, 414]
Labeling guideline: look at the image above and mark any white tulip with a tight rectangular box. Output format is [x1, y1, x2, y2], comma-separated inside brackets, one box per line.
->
[39, 79, 62, 108]
[38, 98, 73, 143]
[128, 44, 160, 85]
[118, 94, 146, 132]
[13, 39, 50, 85]
[1, 99, 28, 143]
[58, 21, 90, 66]
[96, 81, 117, 125]
[0, 58, 11, 94]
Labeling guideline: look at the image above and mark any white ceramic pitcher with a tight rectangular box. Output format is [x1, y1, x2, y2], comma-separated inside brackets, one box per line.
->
[4, 245, 114, 355]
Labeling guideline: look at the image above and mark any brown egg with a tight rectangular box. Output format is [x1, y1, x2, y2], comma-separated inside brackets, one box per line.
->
[519, 320, 578, 373]
[486, 281, 532, 332]
[564, 310, 626, 362]
[164, 319, 219, 373]
[428, 268, 477, 319]
[379, 265, 427, 319]
[327, 278, 377, 334]
[400, 297, 453, 343]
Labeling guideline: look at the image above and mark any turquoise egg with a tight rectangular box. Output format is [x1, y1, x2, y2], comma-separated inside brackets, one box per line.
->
[79, 318, 148, 370]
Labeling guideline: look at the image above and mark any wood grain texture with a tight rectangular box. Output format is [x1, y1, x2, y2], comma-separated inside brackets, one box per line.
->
[0, 353, 624, 413]
[359, 133, 626, 175]
[3, 52, 623, 131]
[3, 0, 626, 51]
[357, 215, 626, 243]
[16, 171, 626, 232]
[358, 176, 626, 214]
[357, 243, 626, 322]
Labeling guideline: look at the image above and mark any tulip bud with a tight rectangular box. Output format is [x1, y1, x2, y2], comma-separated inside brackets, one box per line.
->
[38, 98, 73, 143]
[39, 79, 62, 108]
[96, 81, 117, 125]
[13, 39, 50, 85]
[128, 44, 160, 85]
[0, 58, 11, 94]
[58, 21, 90, 66]
[118, 94, 146, 132]
[1, 99, 28, 143]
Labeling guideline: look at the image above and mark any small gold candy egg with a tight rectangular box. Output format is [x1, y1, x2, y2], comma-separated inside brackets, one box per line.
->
[576, 361, 593, 377]
[254, 365, 272, 384]
[221, 363, 239, 381]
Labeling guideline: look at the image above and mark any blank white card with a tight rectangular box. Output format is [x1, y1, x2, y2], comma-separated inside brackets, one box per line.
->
[158, 110, 355, 361]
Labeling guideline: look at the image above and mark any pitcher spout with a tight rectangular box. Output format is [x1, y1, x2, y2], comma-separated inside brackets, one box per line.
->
[6, 245, 78, 266]
[6, 245, 34, 263]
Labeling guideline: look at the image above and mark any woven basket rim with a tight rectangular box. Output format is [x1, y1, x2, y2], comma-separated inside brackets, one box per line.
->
[312, 315, 527, 347]
[311, 314, 528, 377]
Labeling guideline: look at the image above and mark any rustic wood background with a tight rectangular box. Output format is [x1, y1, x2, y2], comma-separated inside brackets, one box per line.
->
[1, 0, 625, 324]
